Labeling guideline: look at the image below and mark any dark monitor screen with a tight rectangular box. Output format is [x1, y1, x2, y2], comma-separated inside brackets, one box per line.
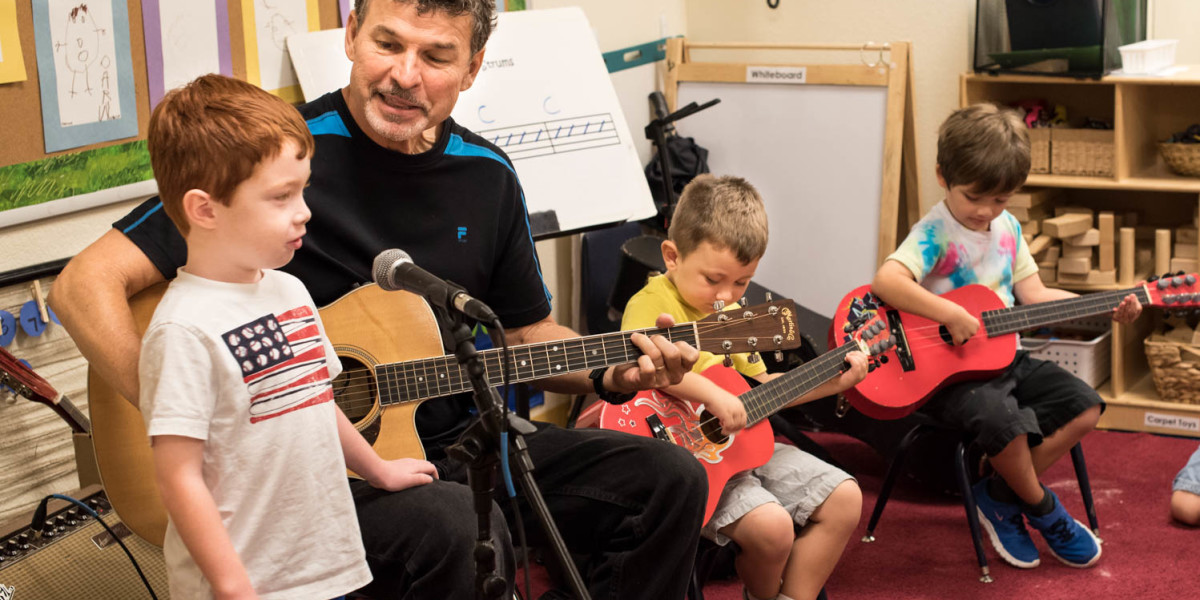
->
[1005, 0, 1103, 51]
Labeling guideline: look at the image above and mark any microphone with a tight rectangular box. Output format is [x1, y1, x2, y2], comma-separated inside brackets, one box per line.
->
[372, 249, 499, 324]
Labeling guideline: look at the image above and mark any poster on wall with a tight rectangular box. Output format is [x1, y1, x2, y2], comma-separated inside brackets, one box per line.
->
[241, 0, 318, 103]
[32, 0, 138, 153]
[0, 0, 28, 84]
[142, 0, 233, 108]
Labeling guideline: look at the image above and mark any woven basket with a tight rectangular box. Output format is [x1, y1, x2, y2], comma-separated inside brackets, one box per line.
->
[1144, 338, 1200, 404]
[1159, 142, 1200, 177]
[1029, 128, 1051, 174]
[1051, 128, 1114, 177]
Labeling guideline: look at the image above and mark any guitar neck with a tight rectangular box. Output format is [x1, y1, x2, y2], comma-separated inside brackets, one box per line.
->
[740, 343, 857, 427]
[50, 394, 92, 435]
[981, 286, 1150, 337]
[375, 324, 699, 405]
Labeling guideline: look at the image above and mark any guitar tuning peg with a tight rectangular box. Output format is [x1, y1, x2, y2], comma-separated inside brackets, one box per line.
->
[739, 296, 747, 307]
[723, 355, 733, 368]
[765, 292, 773, 302]
[712, 300, 726, 311]
[774, 350, 784, 362]
[747, 353, 760, 364]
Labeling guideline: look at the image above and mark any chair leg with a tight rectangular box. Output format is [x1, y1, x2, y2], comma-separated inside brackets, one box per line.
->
[954, 441, 993, 583]
[863, 424, 928, 542]
[1070, 443, 1101, 538]
[565, 394, 586, 429]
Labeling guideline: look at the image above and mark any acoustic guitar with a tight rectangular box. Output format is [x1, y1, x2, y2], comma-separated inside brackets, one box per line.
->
[88, 282, 803, 545]
[598, 313, 893, 524]
[829, 273, 1199, 420]
[0, 346, 91, 434]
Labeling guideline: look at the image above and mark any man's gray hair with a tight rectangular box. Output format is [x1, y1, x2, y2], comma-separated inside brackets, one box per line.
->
[354, 0, 496, 55]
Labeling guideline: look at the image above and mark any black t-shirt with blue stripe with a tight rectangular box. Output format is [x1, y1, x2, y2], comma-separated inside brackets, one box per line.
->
[115, 90, 552, 456]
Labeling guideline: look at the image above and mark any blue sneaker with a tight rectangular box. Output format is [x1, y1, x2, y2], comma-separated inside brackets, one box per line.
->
[972, 478, 1040, 568]
[1025, 488, 1102, 568]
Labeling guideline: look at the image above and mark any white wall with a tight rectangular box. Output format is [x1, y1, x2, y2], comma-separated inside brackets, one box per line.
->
[1149, 0, 1200, 64]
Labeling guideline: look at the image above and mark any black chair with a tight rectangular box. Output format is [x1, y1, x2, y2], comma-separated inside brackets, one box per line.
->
[861, 415, 1099, 583]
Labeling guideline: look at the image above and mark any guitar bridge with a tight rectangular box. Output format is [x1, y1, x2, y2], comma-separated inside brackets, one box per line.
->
[645, 414, 673, 443]
[886, 309, 916, 372]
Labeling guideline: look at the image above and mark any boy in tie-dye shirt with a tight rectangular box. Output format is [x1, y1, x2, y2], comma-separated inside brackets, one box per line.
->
[872, 104, 1142, 571]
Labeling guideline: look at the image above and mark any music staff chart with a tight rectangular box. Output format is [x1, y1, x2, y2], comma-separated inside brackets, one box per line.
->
[479, 113, 620, 160]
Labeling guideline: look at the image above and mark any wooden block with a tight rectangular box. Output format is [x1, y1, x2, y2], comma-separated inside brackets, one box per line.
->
[1053, 206, 1094, 218]
[1023, 219, 1041, 236]
[1178, 227, 1198, 244]
[1061, 243, 1093, 258]
[1023, 232, 1034, 244]
[1098, 212, 1115, 271]
[1064, 228, 1100, 246]
[1007, 205, 1049, 222]
[1028, 235, 1054, 256]
[1058, 255, 1092, 275]
[1009, 188, 1058, 208]
[1170, 257, 1198, 273]
[1040, 267, 1057, 284]
[1120, 227, 1136, 285]
[1058, 270, 1117, 285]
[1175, 242, 1198, 259]
[1156, 229, 1172, 275]
[1043, 213, 1092, 238]
[1036, 245, 1061, 267]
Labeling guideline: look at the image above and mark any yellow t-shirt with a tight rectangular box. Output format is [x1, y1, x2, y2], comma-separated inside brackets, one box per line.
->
[620, 274, 767, 378]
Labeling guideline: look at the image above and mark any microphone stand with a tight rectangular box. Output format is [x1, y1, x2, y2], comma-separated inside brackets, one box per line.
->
[442, 311, 591, 600]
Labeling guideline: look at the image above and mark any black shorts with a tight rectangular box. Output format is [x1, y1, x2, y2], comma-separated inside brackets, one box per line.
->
[920, 351, 1104, 456]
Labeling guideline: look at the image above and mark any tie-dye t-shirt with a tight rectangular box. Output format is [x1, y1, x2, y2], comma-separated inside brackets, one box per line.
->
[886, 200, 1038, 308]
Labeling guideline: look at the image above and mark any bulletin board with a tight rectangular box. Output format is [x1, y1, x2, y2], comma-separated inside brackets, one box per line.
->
[665, 39, 920, 318]
[0, 0, 341, 226]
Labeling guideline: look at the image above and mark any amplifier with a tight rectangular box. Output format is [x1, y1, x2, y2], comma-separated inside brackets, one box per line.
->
[0, 486, 168, 599]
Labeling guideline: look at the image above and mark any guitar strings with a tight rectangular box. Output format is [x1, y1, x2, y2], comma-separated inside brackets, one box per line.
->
[326, 315, 792, 412]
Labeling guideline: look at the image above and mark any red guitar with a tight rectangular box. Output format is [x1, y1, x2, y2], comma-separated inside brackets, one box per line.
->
[830, 273, 1200, 420]
[0, 346, 91, 434]
[597, 316, 892, 524]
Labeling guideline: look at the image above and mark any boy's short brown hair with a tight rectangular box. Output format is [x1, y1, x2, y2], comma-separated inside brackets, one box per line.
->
[937, 103, 1031, 195]
[148, 74, 314, 235]
[668, 174, 769, 264]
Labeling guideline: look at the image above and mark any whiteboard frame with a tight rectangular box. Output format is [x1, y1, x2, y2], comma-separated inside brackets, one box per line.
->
[663, 39, 919, 315]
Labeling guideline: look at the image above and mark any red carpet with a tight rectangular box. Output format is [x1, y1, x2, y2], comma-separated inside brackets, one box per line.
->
[519, 429, 1198, 599]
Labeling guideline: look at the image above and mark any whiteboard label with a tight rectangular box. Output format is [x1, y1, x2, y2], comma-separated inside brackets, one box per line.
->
[746, 66, 807, 84]
[1144, 411, 1200, 432]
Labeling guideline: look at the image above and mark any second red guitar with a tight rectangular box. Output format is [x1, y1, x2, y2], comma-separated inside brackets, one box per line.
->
[830, 274, 1199, 419]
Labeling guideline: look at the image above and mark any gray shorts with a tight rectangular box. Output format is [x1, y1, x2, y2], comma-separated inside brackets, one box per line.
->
[1174, 446, 1200, 495]
[702, 443, 854, 546]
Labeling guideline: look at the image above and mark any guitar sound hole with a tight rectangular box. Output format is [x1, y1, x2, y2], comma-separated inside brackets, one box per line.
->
[698, 409, 729, 445]
[332, 356, 377, 426]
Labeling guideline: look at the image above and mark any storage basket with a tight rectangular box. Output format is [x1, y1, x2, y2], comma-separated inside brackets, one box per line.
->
[1029, 128, 1051, 174]
[1158, 142, 1200, 178]
[1144, 338, 1200, 405]
[1020, 318, 1111, 388]
[1118, 39, 1178, 74]
[1051, 128, 1114, 177]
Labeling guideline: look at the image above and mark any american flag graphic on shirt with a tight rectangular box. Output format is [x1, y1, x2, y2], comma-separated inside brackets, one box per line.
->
[221, 306, 333, 423]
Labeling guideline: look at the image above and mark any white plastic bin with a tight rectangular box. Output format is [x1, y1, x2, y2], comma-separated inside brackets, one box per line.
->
[1118, 39, 1178, 74]
[1019, 317, 1112, 388]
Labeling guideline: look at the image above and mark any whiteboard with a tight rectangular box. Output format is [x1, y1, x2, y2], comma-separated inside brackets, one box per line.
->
[677, 82, 887, 318]
[287, 8, 655, 237]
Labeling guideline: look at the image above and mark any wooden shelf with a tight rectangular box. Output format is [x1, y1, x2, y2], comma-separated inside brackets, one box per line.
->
[1098, 374, 1200, 438]
[1026, 173, 1200, 193]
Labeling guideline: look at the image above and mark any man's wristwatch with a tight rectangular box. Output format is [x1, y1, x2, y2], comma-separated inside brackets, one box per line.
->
[589, 367, 636, 404]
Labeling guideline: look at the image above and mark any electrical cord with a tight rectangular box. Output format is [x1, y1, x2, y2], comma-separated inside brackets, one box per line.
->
[32, 493, 159, 599]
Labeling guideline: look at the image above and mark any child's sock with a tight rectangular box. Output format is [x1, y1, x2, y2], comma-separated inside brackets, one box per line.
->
[987, 475, 1021, 505]
[777, 594, 796, 600]
[743, 588, 775, 600]
[1020, 483, 1055, 517]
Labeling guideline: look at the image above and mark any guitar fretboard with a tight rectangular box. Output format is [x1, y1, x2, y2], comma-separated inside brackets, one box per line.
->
[375, 324, 699, 405]
[740, 343, 858, 426]
[981, 286, 1150, 337]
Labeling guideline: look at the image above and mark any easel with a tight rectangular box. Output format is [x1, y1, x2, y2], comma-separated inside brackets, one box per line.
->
[661, 39, 921, 264]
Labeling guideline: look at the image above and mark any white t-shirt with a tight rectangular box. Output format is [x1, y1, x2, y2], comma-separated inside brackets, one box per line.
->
[139, 269, 371, 600]
[886, 200, 1038, 308]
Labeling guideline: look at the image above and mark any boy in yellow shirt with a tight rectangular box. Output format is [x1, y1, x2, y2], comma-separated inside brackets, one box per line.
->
[621, 175, 868, 600]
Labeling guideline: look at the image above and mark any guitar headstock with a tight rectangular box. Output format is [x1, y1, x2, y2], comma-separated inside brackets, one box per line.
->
[839, 295, 898, 372]
[0, 346, 59, 405]
[695, 298, 803, 360]
[1144, 272, 1200, 309]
